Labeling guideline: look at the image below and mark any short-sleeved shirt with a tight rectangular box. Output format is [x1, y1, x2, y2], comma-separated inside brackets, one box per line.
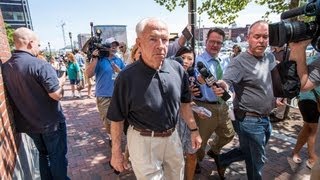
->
[107, 58, 191, 131]
[223, 51, 276, 115]
[67, 62, 81, 80]
[2, 50, 65, 133]
[95, 56, 125, 97]
[300, 55, 320, 101]
[309, 58, 320, 86]
[75, 53, 85, 68]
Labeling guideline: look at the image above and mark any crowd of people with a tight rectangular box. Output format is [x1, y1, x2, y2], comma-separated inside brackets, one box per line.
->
[2, 16, 320, 180]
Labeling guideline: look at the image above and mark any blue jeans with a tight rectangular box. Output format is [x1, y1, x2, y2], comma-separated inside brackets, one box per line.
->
[220, 116, 272, 180]
[27, 122, 70, 180]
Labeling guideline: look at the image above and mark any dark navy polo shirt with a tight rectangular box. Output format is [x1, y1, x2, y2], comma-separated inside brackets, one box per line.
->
[2, 50, 65, 133]
[107, 58, 191, 131]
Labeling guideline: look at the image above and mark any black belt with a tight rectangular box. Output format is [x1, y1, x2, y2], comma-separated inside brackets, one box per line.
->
[133, 127, 175, 137]
[195, 100, 220, 104]
[245, 112, 269, 118]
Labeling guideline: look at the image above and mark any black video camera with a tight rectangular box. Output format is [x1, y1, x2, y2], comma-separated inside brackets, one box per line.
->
[86, 22, 110, 60]
[269, 0, 320, 51]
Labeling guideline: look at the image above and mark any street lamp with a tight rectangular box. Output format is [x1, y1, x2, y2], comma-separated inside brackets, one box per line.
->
[69, 32, 73, 51]
[48, 42, 52, 57]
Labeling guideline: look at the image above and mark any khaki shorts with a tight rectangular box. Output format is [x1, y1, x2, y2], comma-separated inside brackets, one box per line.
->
[84, 62, 94, 86]
[84, 73, 94, 86]
[96, 97, 111, 134]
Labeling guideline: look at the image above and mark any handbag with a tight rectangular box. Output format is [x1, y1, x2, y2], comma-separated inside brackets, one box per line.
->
[271, 49, 301, 98]
[77, 79, 85, 91]
[312, 90, 320, 112]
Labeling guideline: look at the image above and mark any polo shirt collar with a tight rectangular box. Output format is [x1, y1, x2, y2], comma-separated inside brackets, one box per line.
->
[13, 50, 35, 57]
[139, 58, 170, 74]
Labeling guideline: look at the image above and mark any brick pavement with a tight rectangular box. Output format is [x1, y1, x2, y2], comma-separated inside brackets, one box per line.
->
[62, 84, 311, 180]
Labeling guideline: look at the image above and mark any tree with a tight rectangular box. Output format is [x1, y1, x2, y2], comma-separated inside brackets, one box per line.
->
[154, 0, 302, 24]
[5, 23, 14, 50]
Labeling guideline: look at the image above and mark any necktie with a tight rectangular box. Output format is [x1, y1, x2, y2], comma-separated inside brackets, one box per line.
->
[214, 58, 223, 80]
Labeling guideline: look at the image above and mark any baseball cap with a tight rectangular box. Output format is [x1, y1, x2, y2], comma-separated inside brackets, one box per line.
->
[105, 37, 119, 46]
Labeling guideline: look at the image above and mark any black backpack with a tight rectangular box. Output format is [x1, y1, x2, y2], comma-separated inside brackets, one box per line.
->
[271, 49, 301, 98]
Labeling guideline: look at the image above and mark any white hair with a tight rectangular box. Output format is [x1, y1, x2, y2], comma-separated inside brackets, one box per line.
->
[135, 17, 168, 37]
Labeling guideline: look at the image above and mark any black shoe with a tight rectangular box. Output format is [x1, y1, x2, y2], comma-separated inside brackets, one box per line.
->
[207, 150, 226, 179]
[195, 162, 201, 174]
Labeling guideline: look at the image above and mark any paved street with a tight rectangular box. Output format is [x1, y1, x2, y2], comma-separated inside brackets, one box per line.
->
[61, 83, 311, 180]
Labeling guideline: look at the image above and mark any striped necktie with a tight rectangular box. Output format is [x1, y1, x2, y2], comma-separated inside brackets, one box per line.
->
[213, 58, 223, 80]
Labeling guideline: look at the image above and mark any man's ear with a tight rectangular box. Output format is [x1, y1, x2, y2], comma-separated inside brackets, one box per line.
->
[27, 40, 33, 49]
[136, 38, 140, 48]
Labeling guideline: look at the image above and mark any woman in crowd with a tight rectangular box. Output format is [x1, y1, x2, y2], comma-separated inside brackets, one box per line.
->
[130, 44, 140, 62]
[291, 55, 320, 169]
[66, 52, 82, 98]
[231, 44, 241, 59]
[175, 46, 201, 180]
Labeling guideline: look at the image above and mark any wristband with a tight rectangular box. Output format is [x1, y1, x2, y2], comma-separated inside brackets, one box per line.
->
[189, 127, 199, 132]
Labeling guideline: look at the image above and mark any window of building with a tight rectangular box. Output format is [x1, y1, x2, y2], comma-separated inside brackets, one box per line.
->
[2, 11, 25, 21]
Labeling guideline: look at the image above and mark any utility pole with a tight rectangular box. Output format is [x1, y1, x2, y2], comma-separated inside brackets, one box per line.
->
[60, 21, 66, 48]
[48, 42, 51, 57]
[69, 32, 73, 51]
[188, 0, 196, 51]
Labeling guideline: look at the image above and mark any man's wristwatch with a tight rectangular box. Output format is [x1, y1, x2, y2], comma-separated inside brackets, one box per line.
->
[189, 127, 199, 132]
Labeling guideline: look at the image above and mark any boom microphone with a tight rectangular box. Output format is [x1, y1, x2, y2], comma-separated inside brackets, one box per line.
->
[196, 62, 231, 101]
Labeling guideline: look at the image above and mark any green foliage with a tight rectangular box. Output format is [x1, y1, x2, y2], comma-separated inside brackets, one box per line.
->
[4, 23, 14, 50]
[154, 0, 300, 24]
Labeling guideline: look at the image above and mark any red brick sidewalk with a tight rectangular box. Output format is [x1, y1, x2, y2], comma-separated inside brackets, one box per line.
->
[61, 84, 311, 180]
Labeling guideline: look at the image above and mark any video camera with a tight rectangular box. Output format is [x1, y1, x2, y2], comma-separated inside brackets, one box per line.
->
[85, 22, 110, 60]
[269, 0, 320, 51]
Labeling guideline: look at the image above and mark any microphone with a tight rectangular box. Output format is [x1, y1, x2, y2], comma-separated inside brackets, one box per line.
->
[187, 67, 202, 98]
[196, 61, 231, 101]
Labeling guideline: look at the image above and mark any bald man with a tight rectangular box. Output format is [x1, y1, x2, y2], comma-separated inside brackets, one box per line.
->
[2, 27, 69, 180]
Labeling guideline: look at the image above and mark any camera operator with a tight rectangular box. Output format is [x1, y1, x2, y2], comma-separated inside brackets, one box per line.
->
[290, 39, 320, 180]
[86, 41, 125, 143]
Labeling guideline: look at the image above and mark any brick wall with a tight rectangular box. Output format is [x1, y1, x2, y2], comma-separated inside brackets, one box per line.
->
[0, 9, 19, 180]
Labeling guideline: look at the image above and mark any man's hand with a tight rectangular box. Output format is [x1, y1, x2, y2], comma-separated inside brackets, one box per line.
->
[276, 98, 286, 107]
[92, 49, 99, 57]
[289, 39, 311, 51]
[190, 85, 201, 97]
[211, 80, 228, 97]
[111, 62, 121, 73]
[190, 130, 202, 150]
[111, 150, 129, 172]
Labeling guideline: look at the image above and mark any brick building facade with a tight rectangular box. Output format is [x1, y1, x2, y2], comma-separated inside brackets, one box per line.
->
[0, 9, 19, 180]
[0, 9, 38, 180]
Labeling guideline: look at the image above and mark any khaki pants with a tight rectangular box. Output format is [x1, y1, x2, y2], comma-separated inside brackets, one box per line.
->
[127, 126, 184, 180]
[195, 101, 235, 161]
[96, 97, 111, 134]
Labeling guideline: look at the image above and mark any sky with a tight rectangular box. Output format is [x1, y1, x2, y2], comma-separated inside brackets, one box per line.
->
[28, 0, 281, 50]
